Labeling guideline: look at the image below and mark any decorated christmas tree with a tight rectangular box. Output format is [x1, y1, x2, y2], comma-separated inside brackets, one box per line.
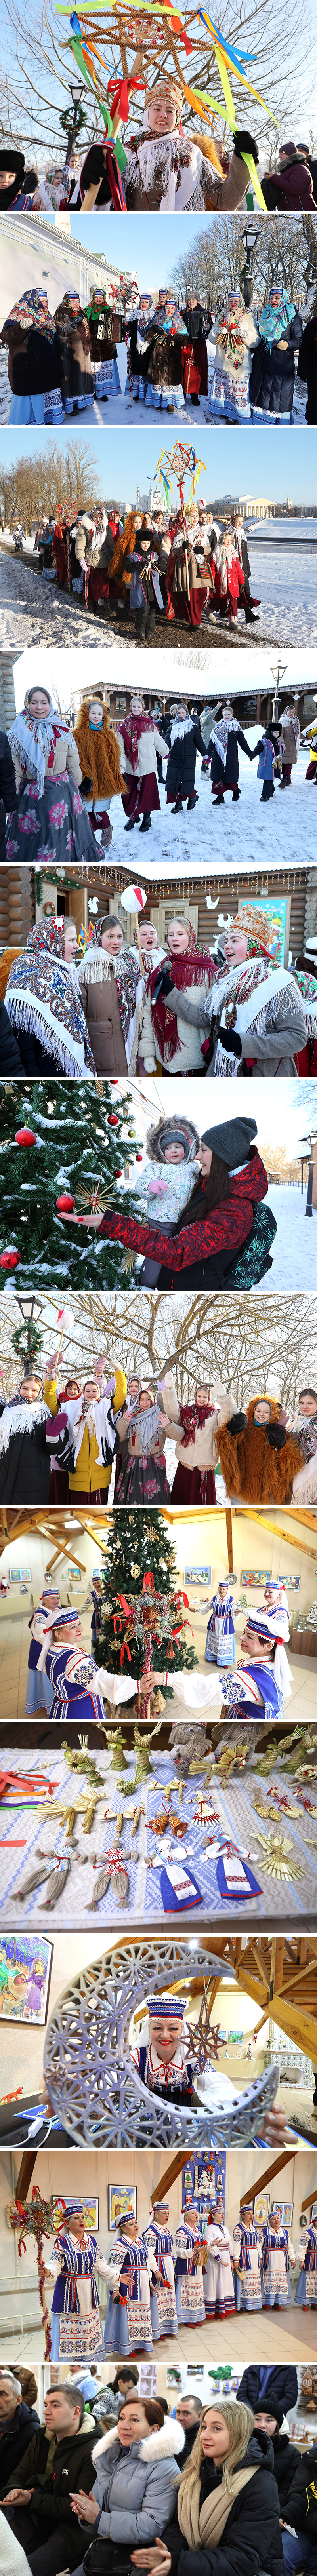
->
[95, 1516, 198, 1683]
[0, 1081, 141, 1290]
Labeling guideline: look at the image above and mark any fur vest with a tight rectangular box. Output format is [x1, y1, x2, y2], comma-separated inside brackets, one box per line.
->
[217, 1395, 302, 1503]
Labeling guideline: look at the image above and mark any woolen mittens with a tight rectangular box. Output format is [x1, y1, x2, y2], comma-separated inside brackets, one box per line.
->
[266, 1424, 287, 1449]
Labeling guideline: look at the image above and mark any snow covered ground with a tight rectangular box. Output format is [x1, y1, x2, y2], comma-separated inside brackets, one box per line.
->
[245, 523, 317, 649]
[0, 337, 309, 427]
[255, 1187, 317, 1292]
[105, 732, 317, 881]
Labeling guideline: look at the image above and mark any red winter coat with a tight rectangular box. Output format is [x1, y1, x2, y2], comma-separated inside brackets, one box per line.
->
[212, 553, 245, 610]
[98, 1147, 268, 1272]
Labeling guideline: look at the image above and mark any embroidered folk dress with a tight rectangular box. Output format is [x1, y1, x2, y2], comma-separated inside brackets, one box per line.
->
[144, 2218, 178, 2339]
[208, 306, 258, 422]
[203, 2221, 236, 2319]
[174, 2219, 206, 2326]
[47, 2228, 109, 2360]
[204, 1590, 237, 1668]
[25, 1609, 54, 1714]
[233, 2219, 262, 2312]
[103, 2230, 154, 2356]
[294, 2225, 317, 2306]
[261, 2223, 295, 2306]
[220, 1659, 284, 1722]
[42, 1645, 106, 1727]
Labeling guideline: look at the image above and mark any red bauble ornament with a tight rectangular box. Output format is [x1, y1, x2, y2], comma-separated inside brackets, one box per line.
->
[135, 1154, 143, 1162]
[108, 1113, 119, 1126]
[115, 1170, 122, 1179]
[0, 1249, 21, 1271]
[56, 1193, 75, 1212]
[15, 1126, 36, 1147]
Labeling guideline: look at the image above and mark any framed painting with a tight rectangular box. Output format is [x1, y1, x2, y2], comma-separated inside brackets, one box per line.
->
[271, 2200, 294, 2226]
[0, 1933, 53, 2024]
[185, 1566, 211, 1585]
[10, 1567, 32, 1584]
[53, 2196, 99, 2231]
[109, 2184, 137, 2230]
[254, 2191, 270, 2224]
[239, 893, 290, 970]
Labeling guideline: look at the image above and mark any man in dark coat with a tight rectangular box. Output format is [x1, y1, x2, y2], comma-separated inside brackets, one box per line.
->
[2, 2378, 96, 2573]
[253, 2402, 301, 2518]
[233, 517, 258, 623]
[280, 2443, 317, 2574]
[0, 729, 17, 858]
[0, 2376, 40, 2494]
[175, 2397, 202, 2465]
[165, 703, 204, 810]
[237, 2366, 298, 2416]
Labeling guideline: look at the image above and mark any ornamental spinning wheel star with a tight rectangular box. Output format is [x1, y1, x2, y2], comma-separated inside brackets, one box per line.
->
[43, 1936, 278, 2149]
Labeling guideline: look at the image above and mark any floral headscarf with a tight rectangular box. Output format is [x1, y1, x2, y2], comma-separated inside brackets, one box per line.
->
[9, 693, 69, 791]
[2, 288, 58, 343]
[259, 291, 296, 345]
[217, 292, 246, 370]
[4, 918, 95, 1079]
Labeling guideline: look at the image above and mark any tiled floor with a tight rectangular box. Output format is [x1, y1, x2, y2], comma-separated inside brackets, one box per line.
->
[0, 2295, 315, 2380]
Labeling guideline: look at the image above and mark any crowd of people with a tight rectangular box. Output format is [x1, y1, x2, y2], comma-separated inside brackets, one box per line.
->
[1, 702, 316, 1090]
[1, 1328, 316, 1506]
[1, 100, 317, 223]
[0, 2350, 316, 2576]
[6, 503, 264, 635]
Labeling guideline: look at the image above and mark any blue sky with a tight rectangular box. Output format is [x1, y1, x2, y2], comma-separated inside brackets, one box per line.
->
[69, 211, 203, 286]
[0, 420, 315, 504]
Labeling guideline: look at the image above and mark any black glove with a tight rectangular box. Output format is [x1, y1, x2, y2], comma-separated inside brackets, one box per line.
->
[84, 146, 109, 181]
[233, 129, 260, 165]
[219, 1025, 242, 1060]
[153, 968, 173, 999]
[266, 1423, 286, 1450]
[228, 1413, 248, 1435]
[80, 774, 93, 798]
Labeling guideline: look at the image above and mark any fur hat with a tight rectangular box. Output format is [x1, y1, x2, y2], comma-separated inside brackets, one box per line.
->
[233, 904, 271, 952]
[146, 1115, 199, 1164]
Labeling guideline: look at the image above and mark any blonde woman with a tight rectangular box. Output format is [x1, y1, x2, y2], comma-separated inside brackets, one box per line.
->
[130, 2398, 282, 2576]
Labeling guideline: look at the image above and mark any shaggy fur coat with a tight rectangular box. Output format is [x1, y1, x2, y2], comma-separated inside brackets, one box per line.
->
[216, 1394, 302, 1503]
[109, 512, 138, 590]
[74, 705, 122, 801]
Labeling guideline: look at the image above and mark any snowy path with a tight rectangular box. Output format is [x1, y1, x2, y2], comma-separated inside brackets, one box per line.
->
[107, 738, 316, 879]
[245, 535, 317, 649]
[0, 541, 122, 650]
[254, 1187, 317, 1292]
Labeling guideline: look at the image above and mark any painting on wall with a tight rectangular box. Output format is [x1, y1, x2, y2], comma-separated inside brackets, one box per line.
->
[0, 1933, 52, 2023]
[109, 2184, 137, 2230]
[9, 1567, 32, 1584]
[254, 2191, 270, 2224]
[53, 2196, 99, 2231]
[182, 2153, 226, 2215]
[185, 1566, 211, 1585]
[271, 2200, 294, 2227]
[240, 893, 289, 969]
[241, 1571, 300, 1590]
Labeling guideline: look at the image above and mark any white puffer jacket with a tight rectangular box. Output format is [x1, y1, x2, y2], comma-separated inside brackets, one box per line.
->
[162, 1369, 237, 1469]
[117, 722, 166, 779]
[88, 2419, 185, 2544]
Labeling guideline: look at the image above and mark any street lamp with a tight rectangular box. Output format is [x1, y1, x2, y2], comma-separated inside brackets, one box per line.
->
[270, 660, 287, 721]
[60, 77, 86, 167]
[8, 1291, 46, 1368]
[241, 221, 260, 309]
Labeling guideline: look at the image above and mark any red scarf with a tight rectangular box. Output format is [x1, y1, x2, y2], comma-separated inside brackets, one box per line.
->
[150, 948, 214, 1063]
[178, 1398, 213, 1446]
[120, 712, 156, 772]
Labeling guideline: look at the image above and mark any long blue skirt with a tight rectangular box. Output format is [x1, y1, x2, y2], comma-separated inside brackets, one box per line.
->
[103, 2293, 153, 2356]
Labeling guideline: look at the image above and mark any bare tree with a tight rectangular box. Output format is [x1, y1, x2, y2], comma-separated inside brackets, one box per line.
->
[172, 214, 316, 312]
[2, 0, 316, 168]
[2, 1288, 317, 1407]
[0, 438, 101, 531]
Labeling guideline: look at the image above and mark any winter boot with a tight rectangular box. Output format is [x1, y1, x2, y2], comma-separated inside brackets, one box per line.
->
[171, 795, 183, 813]
[124, 817, 136, 831]
[232, 787, 241, 801]
[187, 793, 197, 810]
[139, 814, 151, 832]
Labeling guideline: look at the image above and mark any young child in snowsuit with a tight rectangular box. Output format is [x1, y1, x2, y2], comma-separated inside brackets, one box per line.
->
[253, 725, 281, 803]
